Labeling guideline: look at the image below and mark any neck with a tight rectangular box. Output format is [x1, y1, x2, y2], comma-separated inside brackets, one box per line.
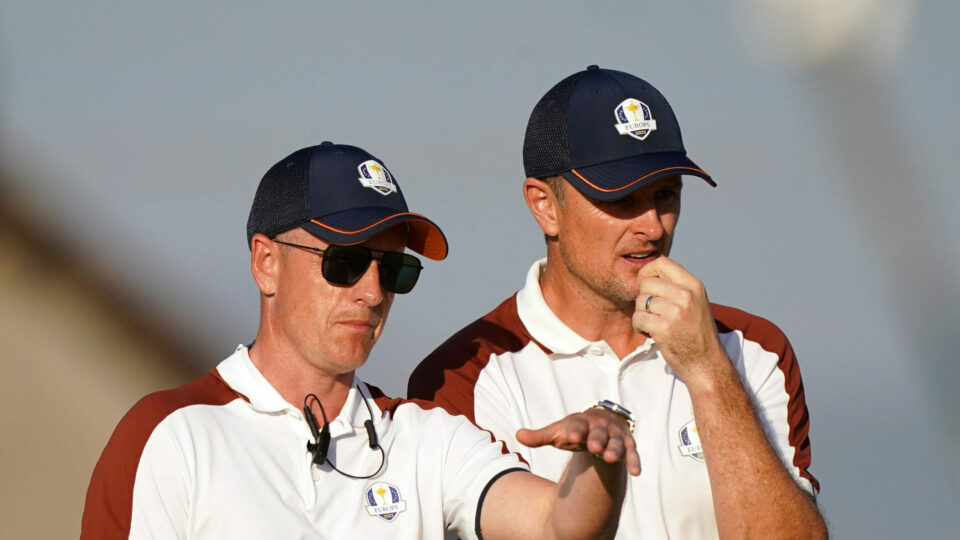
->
[248, 330, 353, 422]
[538, 258, 649, 360]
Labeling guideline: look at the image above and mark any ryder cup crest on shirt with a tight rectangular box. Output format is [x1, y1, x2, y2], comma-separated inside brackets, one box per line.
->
[357, 160, 397, 196]
[614, 98, 657, 140]
[364, 481, 407, 522]
[678, 419, 705, 462]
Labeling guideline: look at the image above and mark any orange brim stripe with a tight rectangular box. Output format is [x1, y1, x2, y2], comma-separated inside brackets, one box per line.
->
[570, 165, 711, 193]
[309, 212, 432, 235]
[309, 212, 448, 259]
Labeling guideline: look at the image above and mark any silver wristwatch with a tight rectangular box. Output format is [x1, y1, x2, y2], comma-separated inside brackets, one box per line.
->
[587, 399, 636, 434]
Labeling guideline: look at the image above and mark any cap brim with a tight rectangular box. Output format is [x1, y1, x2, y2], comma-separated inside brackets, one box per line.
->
[562, 152, 716, 202]
[301, 206, 448, 261]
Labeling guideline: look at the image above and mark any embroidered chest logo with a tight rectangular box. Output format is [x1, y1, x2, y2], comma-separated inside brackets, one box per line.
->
[614, 98, 658, 141]
[678, 420, 705, 462]
[364, 482, 407, 522]
[357, 160, 398, 196]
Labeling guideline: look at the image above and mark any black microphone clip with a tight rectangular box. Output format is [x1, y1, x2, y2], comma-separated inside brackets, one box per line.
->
[304, 405, 331, 466]
[364, 419, 378, 449]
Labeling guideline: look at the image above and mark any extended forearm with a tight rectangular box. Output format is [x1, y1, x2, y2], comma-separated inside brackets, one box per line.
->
[689, 357, 826, 539]
[548, 453, 625, 540]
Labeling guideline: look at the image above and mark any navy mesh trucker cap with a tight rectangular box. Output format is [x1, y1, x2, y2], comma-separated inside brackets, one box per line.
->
[247, 141, 448, 260]
[523, 65, 716, 201]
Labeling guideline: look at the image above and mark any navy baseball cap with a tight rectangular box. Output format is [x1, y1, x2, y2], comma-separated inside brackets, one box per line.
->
[246, 141, 448, 260]
[523, 65, 715, 201]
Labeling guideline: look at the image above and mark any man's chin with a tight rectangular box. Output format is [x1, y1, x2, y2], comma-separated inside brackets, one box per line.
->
[594, 286, 639, 310]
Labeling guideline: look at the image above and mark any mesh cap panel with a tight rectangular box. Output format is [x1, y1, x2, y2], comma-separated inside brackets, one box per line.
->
[246, 147, 313, 245]
[522, 71, 589, 178]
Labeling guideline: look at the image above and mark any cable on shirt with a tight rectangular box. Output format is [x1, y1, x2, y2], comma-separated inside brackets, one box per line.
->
[302, 387, 386, 480]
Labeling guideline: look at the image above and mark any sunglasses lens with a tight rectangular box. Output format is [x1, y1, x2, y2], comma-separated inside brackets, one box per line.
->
[321, 245, 373, 285]
[379, 252, 422, 294]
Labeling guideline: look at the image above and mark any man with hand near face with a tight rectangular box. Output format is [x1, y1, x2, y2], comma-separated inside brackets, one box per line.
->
[81, 141, 639, 539]
[409, 66, 828, 539]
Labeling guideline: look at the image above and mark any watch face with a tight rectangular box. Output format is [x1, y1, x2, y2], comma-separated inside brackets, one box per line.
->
[592, 400, 636, 434]
[598, 399, 632, 417]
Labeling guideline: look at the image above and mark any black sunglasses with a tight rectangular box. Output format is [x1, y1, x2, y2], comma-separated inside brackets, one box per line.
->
[273, 240, 423, 294]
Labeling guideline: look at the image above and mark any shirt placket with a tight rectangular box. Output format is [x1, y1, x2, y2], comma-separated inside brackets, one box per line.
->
[282, 408, 322, 507]
[583, 342, 626, 405]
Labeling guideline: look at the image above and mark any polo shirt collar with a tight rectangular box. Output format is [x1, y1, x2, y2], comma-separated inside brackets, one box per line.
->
[341, 380, 382, 429]
[216, 345, 381, 432]
[516, 259, 594, 355]
[217, 345, 294, 414]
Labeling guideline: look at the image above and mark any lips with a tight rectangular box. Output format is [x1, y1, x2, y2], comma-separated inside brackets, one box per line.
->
[337, 314, 380, 330]
[621, 250, 658, 267]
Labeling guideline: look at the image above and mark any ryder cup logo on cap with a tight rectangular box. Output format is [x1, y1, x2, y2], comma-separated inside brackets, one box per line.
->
[614, 98, 657, 140]
[364, 482, 407, 522]
[357, 160, 397, 196]
[246, 141, 449, 260]
[522, 65, 716, 202]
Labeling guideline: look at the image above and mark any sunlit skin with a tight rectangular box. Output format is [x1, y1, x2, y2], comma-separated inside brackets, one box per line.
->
[248, 222, 645, 539]
[556, 176, 682, 305]
[525, 174, 828, 538]
[248, 225, 406, 418]
[526, 175, 682, 357]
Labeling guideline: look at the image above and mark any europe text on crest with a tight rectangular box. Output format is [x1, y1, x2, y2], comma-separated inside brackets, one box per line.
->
[678, 419, 705, 462]
[614, 98, 658, 141]
[364, 481, 407, 522]
[357, 160, 398, 196]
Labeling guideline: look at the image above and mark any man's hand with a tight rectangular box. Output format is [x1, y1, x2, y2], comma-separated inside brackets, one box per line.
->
[516, 408, 641, 477]
[631, 256, 727, 387]
[630, 257, 828, 539]
[479, 408, 639, 539]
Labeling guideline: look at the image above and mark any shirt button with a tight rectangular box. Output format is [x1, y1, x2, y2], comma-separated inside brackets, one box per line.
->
[589, 347, 603, 356]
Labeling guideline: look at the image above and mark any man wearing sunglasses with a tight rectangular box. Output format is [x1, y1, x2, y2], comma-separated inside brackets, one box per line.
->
[409, 66, 828, 538]
[81, 141, 640, 539]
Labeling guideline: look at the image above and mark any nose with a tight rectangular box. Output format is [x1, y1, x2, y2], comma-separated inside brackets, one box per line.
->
[353, 259, 386, 306]
[629, 201, 664, 240]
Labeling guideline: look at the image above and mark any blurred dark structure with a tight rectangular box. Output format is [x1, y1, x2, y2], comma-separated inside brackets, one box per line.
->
[0, 163, 203, 538]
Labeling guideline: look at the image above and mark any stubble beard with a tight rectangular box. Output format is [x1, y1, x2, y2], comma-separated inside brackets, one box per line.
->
[558, 242, 638, 311]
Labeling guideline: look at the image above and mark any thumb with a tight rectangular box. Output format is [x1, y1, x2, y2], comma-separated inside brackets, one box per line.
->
[515, 423, 559, 449]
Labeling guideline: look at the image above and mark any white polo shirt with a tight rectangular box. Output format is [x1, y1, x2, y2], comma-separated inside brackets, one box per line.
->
[82, 345, 526, 539]
[410, 259, 819, 540]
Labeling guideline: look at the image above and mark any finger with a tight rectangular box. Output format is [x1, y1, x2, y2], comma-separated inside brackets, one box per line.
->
[594, 426, 641, 476]
[632, 309, 666, 336]
[624, 436, 642, 476]
[638, 256, 697, 289]
[585, 424, 610, 455]
[517, 416, 589, 450]
[636, 295, 686, 326]
[564, 417, 589, 447]
[636, 276, 685, 304]
[515, 420, 561, 449]
[635, 291, 669, 317]
[599, 435, 626, 463]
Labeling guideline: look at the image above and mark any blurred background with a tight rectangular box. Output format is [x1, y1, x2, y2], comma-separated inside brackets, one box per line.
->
[1, 1, 958, 537]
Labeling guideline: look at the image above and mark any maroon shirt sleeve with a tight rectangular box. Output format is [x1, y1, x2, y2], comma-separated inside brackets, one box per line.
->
[714, 304, 819, 492]
[407, 295, 534, 423]
[80, 370, 240, 539]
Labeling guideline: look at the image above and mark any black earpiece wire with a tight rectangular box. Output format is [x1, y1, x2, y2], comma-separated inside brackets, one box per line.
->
[303, 385, 385, 479]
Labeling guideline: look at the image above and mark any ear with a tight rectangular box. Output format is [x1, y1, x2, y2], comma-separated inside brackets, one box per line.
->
[250, 233, 281, 296]
[522, 177, 560, 238]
